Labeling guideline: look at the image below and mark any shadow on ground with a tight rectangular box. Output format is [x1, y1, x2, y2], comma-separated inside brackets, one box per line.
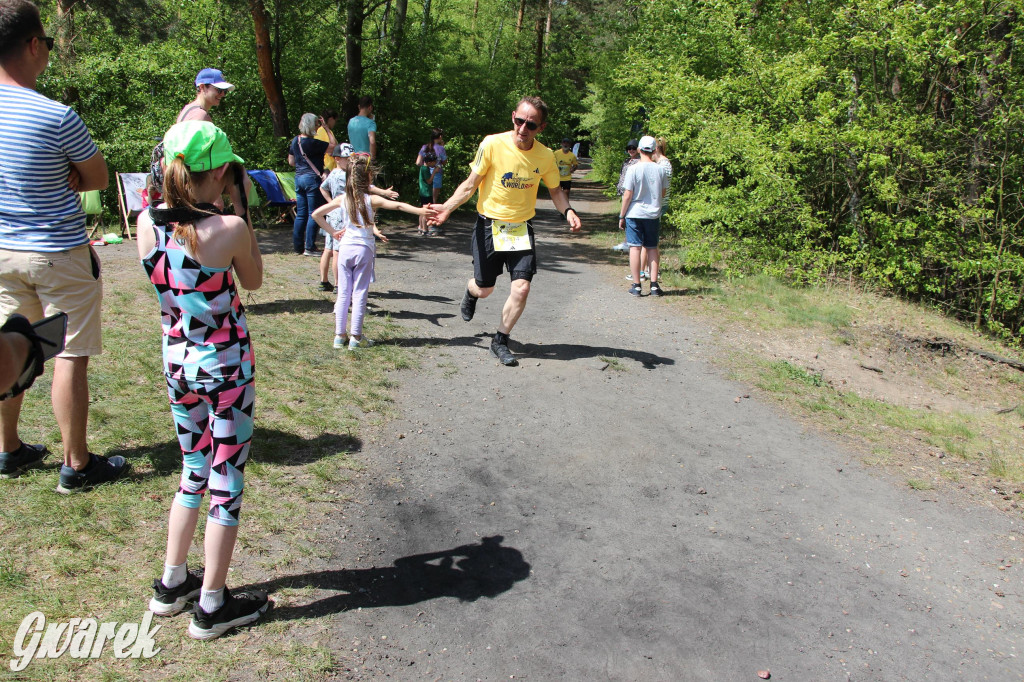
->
[252, 536, 529, 621]
[108, 427, 361, 476]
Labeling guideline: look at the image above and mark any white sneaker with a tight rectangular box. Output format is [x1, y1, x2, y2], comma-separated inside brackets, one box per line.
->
[611, 242, 629, 252]
[333, 335, 347, 349]
[347, 336, 374, 350]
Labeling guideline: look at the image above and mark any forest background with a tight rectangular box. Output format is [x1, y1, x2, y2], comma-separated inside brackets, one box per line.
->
[38, 0, 1024, 340]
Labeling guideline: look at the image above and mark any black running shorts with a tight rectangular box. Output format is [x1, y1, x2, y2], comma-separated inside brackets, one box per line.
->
[471, 214, 537, 288]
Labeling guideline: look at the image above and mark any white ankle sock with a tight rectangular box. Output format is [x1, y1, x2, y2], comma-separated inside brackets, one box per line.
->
[200, 587, 225, 614]
[162, 562, 186, 589]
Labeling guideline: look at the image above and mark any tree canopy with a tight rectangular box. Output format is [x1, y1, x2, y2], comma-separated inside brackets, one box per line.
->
[34, 0, 1024, 339]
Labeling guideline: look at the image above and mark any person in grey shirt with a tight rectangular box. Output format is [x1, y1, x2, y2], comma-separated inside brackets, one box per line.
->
[618, 135, 667, 297]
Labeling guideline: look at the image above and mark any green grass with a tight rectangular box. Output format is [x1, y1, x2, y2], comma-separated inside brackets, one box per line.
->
[599, 355, 627, 371]
[0, 250, 412, 680]
[747, 353, 1024, 484]
[907, 479, 935, 491]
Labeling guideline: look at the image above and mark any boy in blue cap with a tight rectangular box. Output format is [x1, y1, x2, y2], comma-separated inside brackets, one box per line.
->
[177, 68, 235, 124]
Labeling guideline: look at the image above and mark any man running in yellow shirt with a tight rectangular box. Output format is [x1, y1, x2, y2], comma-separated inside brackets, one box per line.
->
[553, 137, 579, 199]
[429, 96, 582, 366]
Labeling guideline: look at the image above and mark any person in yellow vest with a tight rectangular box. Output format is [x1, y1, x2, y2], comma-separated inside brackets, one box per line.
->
[428, 96, 582, 367]
[553, 137, 579, 198]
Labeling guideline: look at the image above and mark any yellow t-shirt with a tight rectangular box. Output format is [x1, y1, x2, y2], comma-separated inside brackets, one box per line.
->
[553, 148, 578, 180]
[471, 132, 560, 222]
[315, 128, 336, 171]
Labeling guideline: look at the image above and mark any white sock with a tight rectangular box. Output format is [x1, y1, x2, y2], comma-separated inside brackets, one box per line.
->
[199, 587, 225, 614]
[162, 562, 186, 589]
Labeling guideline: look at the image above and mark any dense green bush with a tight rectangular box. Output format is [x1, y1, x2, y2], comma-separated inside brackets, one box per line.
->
[586, 0, 1024, 340]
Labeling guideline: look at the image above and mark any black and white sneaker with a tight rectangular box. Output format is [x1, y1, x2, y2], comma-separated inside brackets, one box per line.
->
[460, 290, 478, 321]
[649, 282, 664, 297]
[628, 283, 642, 297]
[188, 588, 269, 640]
[149, 569, 204, 616]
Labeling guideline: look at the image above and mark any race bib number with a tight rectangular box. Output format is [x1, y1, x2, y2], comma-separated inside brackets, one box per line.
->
[491, 220, 531, 252]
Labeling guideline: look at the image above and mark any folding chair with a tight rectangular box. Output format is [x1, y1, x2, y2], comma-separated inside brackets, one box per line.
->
[247, 170, 296, 225]
[274, 171, 297, 201]
[80, 190, 104, 238]
[116, 172, 149, 240]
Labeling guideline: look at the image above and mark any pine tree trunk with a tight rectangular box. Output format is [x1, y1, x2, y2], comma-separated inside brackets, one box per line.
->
[249, 0, 289, 139]
[344, 0, 365, 120]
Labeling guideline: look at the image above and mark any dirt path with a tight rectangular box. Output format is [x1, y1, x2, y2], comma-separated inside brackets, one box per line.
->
[214, 175, 1019, 681]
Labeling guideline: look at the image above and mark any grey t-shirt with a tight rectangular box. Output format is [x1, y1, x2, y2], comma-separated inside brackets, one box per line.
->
[623, 161, 666, 219]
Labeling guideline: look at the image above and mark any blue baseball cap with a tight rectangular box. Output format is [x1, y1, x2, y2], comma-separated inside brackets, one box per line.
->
[195, 68, 235, 92]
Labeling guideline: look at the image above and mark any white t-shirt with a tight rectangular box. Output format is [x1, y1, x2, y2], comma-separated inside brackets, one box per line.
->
[338, 195, 376, 248]
[623, 161, 666, 219]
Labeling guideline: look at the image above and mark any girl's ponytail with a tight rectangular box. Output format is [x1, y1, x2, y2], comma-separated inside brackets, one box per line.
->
[344, 155, 376, 228]
[162, 157, 217, 254]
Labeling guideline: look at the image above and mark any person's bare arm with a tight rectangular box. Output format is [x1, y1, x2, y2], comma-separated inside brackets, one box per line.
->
[369, 194, 437, 218]
[136, 207, 157, 257]
[548, 186, 582, 232]
[312, 196, 344, 237]
[230, 216, 263, 291]
[369, 185, 399, 200]
[427, 171, 484, 226]
[618, 189, 634, 231]
[368, 131, 377, 161]
[71, 151, 108, 192]
[321, 121, 337, 154]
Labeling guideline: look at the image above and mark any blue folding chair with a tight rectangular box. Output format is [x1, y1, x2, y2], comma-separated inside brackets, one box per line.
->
[247, 170, 297, 226]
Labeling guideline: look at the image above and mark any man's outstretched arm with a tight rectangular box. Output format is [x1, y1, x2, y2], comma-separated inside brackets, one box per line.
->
[428, 171, 484, 226]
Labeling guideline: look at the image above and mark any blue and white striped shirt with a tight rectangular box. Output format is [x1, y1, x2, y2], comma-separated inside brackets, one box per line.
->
[0, 84, 100, 252]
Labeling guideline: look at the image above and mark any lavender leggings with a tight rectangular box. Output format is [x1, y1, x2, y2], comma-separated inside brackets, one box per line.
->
[336, 243, 375, 337]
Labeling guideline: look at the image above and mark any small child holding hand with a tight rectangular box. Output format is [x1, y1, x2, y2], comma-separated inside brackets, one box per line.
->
[313, 155, 435, 349]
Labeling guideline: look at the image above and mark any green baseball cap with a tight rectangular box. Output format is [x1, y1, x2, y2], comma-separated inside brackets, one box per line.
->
[162, 121, 243, 172]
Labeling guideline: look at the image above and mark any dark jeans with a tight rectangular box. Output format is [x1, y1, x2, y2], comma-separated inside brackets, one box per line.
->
[293, 173, 325, 253]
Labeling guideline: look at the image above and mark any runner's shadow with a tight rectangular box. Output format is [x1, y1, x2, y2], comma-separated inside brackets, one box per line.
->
[375, 310, 457, 326]
[392, 335, 487, 349]
[515, 341, 674, 369]
[254, 536, 530, 621]
[372, 290, 455, 304]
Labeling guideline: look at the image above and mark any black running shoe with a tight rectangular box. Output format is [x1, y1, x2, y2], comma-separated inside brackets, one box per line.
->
[149, 569, 204, 616]
[0, 442, 47, 479]
[55, 453, 130, 494]
[628, 283, 642, 297]
[649, 282, 664, 297]
[188, 588, 270, 640]
[319, 281, 335, 293]
[490, 338, 518, 366]
[461, 290, 478, 321]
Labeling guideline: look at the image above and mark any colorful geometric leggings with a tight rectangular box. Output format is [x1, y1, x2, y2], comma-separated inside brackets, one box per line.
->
[166, 376, 254, 527]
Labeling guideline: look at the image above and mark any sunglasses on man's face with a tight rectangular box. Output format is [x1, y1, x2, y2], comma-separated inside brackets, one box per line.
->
[27, 35, 54, 50]
[513, 116, 540, 132]
[627, 146, 638, 151]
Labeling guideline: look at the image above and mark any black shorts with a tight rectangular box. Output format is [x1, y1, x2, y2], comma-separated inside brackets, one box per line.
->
[471, 214, 537, 288]
[419, 194, 432, 206]
[559, 180, 572, 191]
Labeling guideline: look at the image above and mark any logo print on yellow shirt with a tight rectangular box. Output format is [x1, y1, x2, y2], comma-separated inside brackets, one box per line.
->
[500, 172, 535, 190]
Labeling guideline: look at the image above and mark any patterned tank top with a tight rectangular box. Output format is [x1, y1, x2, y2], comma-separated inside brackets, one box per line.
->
[141, 216, 253, 382]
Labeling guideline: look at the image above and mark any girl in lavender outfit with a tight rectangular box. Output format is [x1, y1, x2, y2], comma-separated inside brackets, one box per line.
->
[312, 154, 435, 350]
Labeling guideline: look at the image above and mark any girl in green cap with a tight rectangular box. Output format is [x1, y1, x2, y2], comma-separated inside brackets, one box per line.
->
[136, 121, 269, 639]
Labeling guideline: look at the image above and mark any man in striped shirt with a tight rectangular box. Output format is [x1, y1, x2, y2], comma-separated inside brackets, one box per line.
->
[0, 0, 129, 491]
